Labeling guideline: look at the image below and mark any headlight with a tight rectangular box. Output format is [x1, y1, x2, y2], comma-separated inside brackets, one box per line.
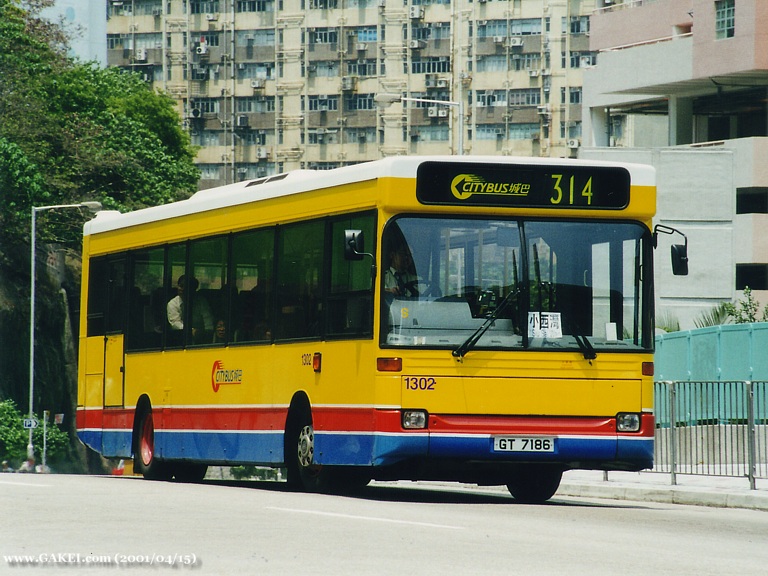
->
[617, 412, 641, 432]
[402, 410, 428, 429]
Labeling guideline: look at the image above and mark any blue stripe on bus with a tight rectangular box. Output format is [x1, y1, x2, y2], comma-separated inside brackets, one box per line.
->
[80, 429, 653, 469]
[155, 431, 285, 464]
[78, 430, 133, 459]
[427, 434, 653, 468]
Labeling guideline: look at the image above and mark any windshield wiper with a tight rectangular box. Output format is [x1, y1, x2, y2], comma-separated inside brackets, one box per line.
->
[572, 324, 597, 361]
[453, 290, 517, 359]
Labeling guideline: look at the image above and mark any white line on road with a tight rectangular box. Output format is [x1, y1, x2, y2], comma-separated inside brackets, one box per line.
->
[0, 479, 51, 488]
[266, 506, 464, 530]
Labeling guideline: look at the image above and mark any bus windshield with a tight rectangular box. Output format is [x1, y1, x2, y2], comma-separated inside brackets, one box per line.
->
[381, 217, 653, 354]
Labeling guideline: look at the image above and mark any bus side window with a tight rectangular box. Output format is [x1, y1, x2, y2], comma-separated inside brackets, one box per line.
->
[327, 212, 375, 338]
[276, 221, 324, 341]
[126, 247, 165, 351]
[232, 228, 274, 343]
[87, 258, 108, 337]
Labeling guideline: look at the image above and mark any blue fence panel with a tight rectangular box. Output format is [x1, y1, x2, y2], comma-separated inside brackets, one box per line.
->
[655, 322, 768, 382]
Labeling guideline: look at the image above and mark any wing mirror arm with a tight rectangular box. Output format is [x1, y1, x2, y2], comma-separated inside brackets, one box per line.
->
[654, 224, 688, 276]
[344, 229, 377, 280]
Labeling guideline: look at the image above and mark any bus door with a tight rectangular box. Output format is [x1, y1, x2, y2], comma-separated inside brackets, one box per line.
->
[102, 258, 127, 408]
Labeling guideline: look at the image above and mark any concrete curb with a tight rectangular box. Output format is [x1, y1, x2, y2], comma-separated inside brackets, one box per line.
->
[557, 474, 768, 511]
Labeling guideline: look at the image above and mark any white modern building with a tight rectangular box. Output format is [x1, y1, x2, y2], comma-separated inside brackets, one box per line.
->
[581, 0, 768, 328]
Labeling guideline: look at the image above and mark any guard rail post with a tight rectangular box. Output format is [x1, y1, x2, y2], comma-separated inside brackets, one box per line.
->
[747, 381, 757, 490]
[668, 381, 678, 486]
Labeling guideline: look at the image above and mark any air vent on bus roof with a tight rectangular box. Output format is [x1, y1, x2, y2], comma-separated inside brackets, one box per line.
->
[245, 172, 290, 187]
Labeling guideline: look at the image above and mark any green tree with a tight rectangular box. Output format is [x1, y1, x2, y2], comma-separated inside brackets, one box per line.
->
[0, 399, 71, 470]
[723, 287, 768, 324]
[0, 0, 200, 246]
[0, 1, 200, 473]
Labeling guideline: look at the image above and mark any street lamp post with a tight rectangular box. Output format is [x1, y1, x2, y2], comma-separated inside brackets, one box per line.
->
[375, 93, 465, 155]
[28, 202, 102, 460]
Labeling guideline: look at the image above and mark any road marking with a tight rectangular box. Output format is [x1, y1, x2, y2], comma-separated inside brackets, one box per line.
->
[0, 479, 51, 488]
[266, 506, 463, 530]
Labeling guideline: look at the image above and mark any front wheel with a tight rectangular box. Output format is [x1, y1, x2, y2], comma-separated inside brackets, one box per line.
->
[296, 423, 334, 492]
[506, 465, 563, 504]
[173, 463, 208, 483]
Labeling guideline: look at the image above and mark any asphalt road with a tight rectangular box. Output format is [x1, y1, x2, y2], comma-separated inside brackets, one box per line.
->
[2, 473, 767, 575]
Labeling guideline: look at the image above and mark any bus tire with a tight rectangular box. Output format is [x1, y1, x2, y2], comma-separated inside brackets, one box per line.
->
[505, 465, 563, 504]
[285, 406, 332, 492]
[134, 407, 171, 481]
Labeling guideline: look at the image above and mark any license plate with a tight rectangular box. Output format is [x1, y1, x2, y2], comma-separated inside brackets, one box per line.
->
[493, 436, 555, 453]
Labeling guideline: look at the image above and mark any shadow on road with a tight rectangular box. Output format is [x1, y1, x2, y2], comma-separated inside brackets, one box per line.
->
[192, 477, 639, 509]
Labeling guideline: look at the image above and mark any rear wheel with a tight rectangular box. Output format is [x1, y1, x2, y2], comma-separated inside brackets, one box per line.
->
[134, 409, 171, 481]
[506, 465, 563, 504]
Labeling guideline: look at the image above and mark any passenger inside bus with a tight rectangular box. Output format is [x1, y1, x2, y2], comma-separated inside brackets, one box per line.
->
[167, 275, 214, 344]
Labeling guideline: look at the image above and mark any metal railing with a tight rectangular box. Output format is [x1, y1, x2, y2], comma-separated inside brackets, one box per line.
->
[653, 381, 768, 489]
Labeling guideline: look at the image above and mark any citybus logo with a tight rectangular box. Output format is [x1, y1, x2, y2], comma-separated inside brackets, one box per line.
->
[450, 173, 531, 200]
[211, 360, 243, 393]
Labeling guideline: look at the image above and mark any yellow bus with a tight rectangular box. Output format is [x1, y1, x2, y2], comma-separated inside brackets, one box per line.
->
[77, 156, 686, 502]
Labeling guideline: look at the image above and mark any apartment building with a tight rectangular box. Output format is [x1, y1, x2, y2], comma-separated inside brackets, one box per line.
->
[106, 0, 600, 185]
[581, 0, 768, 328]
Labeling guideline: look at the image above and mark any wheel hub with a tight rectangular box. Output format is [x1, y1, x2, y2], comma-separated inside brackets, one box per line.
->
[297, 425, 315, 468]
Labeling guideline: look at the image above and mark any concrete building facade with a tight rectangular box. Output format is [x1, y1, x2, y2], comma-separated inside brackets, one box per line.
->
[581, 0, 768, 328]
[106, 0, 600, 184]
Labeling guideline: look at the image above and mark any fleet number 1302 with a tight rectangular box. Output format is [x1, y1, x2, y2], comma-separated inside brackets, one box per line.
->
[404, 377, 436, 391]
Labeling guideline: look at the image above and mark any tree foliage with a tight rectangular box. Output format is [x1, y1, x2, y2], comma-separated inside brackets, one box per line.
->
[0, 0, 199, 246]
[723, 287, 768, 324]
[693, 302, 732, 329]
[0, 399, 71, 470]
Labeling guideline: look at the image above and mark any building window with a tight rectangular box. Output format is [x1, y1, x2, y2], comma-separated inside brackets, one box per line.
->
[200, 164, 221, 180]
[236, 0, 274, 11]
[736, 187, 768, 214]
[508, 89, 541, 107]
[569, 87, 582, 104]
[344, 93, 375, 111]
[346, 59, 377, 76]
[310, 28, 339, 44]
[736, 264, 768, 291]
[190, 0, 220, 14]
[476, 55, 508, 73]
[715, 0, 735, 39]
[475, 90, 506, 108]
[410, 57, 451, 74]
[307, 95, 340, 111]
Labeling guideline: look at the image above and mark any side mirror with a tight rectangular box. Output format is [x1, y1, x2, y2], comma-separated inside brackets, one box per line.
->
[654, 224, 689, 277]
[344, 229, 365, 261]
[671, 244, 688, 276]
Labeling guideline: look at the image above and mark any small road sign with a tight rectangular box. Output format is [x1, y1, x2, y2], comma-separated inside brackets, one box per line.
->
[23, 418, 38, 429]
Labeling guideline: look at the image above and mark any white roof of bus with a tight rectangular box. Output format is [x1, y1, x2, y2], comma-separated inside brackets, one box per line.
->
[83, 155, 655, 236]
